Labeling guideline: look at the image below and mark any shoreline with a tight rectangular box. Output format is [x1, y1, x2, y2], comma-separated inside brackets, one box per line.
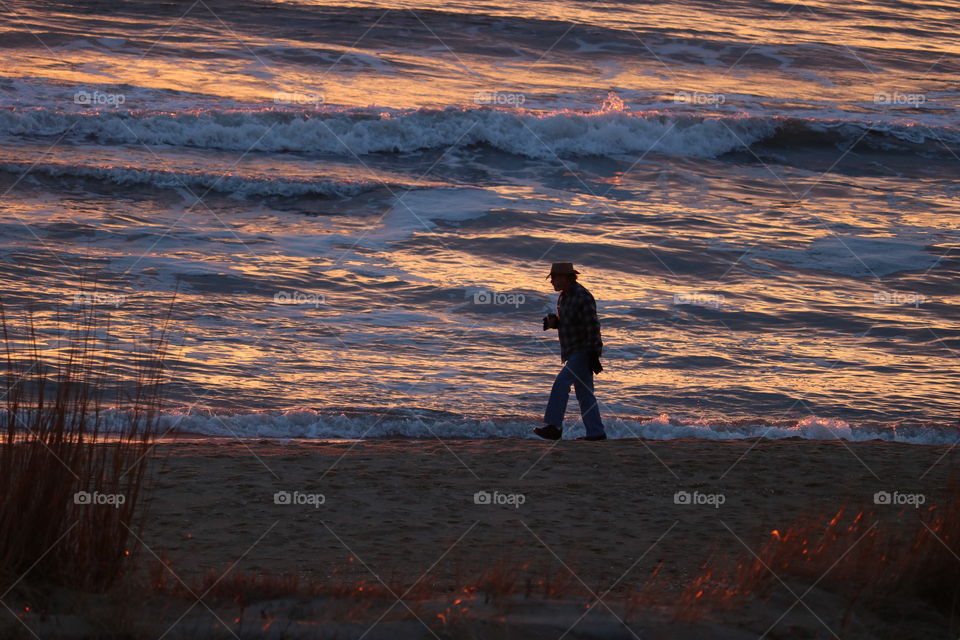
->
[147, 417, 960, 446]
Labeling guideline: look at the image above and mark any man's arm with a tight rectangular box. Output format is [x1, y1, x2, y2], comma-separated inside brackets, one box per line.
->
[564, 288, 603, 373]
[580, 292, 603, 373]
[583, 292, 603, 358]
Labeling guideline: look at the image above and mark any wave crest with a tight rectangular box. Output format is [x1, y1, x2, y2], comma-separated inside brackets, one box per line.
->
[3, 106, 956, 160]
[131, 409, 960, 445]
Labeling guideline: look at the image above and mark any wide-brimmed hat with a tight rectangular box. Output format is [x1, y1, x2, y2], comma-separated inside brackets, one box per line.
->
[546, 262, 580, 279]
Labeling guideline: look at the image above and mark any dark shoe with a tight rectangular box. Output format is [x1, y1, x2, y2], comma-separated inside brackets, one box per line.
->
[533, 425, 562, 440]
[575, 434, 607, 441]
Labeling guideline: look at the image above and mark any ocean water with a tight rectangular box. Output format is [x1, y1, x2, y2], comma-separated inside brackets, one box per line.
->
[0, 0, 958, 442]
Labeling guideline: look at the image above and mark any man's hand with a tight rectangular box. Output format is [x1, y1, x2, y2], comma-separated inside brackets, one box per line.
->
[589, 352, 603, 374]
[542, 313, 559, 330]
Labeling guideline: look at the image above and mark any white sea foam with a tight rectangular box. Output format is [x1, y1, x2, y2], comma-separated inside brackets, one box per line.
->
[75, 409, 960, 445]
[2, 106, 955, 162]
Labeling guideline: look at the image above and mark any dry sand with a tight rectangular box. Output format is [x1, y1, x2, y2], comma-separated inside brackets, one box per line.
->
[115, 436, 959, 638]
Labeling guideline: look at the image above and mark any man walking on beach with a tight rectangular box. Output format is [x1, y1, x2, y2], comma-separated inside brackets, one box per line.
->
[535, 263, 607, 441]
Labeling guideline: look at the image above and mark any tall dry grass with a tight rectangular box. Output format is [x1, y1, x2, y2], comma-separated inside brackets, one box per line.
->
[674, 488, 960, 633]
[0, 299, 171, 592]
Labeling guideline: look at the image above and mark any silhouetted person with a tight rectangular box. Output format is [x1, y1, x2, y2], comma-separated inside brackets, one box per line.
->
[534, 262, 606, 441]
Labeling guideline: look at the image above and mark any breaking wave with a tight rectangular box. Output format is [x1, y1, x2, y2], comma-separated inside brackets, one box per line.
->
[2, 106, 957, 161]
[115, 409, 960, 445]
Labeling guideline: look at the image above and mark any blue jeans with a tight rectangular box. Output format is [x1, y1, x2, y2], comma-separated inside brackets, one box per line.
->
[544, 351, 605, 437]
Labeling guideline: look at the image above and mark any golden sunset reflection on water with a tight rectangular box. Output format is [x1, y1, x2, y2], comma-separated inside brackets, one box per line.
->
[0, 0, 956, 437]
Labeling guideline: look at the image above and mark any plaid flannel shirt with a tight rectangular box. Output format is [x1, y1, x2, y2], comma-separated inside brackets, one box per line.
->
[556, 282, 603, 362]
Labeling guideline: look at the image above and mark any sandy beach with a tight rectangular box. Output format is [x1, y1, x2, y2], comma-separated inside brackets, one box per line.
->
[144, 437, 955, 582]
[101, 436, 955, 638]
